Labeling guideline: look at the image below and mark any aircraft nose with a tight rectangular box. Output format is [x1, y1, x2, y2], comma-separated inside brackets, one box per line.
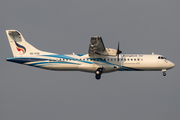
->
[170, 62, 175, 68]
[172, 63, 175, 68]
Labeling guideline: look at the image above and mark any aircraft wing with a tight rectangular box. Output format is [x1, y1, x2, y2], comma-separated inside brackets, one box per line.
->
[88, 36, 107, 57]
[88, 36, 118, 57]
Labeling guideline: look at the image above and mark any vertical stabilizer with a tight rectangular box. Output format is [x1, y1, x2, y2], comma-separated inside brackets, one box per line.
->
[6, 30, 55, 57]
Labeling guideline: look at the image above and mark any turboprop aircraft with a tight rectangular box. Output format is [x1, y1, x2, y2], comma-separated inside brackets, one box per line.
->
[6, 30, 175, 80]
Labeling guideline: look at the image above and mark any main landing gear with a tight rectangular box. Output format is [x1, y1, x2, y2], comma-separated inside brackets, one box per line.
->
[162, 69, 166, 76]
[95, 68, 103, 80]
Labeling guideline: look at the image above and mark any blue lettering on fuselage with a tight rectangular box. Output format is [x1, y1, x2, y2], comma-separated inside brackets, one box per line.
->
[122, 55, 143, 57]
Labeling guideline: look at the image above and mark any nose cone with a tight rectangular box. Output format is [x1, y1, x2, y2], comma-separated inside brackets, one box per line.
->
[171, 62, 175, 68]
[169, 62, 175, 69]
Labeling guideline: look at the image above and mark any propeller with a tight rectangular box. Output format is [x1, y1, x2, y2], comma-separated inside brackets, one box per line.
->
[116, 41, 122, 61]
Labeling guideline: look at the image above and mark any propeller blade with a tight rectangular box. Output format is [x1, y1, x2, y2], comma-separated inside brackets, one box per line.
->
[117, 53, 119, 61]
[116, 41, 122, 61]
[118, 41, 119, 53]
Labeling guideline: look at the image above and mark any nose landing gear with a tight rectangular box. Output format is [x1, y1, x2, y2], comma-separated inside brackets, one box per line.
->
[95, 68, 103, 80]
[162, 69, 166, 76]
[163, 72, 166, 76]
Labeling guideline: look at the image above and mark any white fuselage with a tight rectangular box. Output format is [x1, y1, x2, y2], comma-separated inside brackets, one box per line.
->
[7, 54, 175, 73]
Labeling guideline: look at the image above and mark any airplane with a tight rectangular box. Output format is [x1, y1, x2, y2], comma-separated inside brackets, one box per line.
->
[6, 30, 175, 80]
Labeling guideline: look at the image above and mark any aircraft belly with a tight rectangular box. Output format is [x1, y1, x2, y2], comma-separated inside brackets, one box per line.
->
[27, 61, 79, 71]
[48, 64, 79, 71]
[78, 64, 98, 72]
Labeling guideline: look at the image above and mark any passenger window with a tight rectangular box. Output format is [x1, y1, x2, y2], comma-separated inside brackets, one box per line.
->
[131, 59, 133, 61]
[124, 59, 126, 61]
[121, 58, 123, 61]
[134, 59, 136, 61]
[137, 59, 139, 61]
[127, 59, 129, 61]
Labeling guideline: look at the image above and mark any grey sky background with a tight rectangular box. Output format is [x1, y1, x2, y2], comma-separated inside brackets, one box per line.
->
[0, 0, 180, 120]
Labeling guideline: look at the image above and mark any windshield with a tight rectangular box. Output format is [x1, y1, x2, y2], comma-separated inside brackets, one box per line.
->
[158, 56, 167, 59]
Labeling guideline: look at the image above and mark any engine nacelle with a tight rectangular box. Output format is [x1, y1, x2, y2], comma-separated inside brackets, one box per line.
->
[105, 48, 117, 56]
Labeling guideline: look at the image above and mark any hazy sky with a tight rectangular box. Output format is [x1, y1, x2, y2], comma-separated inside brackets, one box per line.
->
[0, 0, 180, 120]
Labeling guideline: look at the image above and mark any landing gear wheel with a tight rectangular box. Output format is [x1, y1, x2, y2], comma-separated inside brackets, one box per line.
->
[96, 70, 100, 75]
[95, 68, 103, 80]
[99, 68, 103, 73]
[95, 75, 101, 80]
[163, 72, 166, 76]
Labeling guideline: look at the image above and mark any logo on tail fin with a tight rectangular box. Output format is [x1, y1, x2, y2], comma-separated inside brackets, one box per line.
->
[14, 41, 26, 54]
[8, 31, 26, 54]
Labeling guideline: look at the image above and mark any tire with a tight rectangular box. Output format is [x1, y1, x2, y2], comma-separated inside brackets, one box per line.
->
[163, 72, 166, 76]
[95, 75, 101, 80]
[96, 70, 100, 75]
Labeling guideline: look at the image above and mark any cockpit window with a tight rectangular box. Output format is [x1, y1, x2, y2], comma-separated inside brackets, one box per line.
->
[158, 56, 167, 59]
